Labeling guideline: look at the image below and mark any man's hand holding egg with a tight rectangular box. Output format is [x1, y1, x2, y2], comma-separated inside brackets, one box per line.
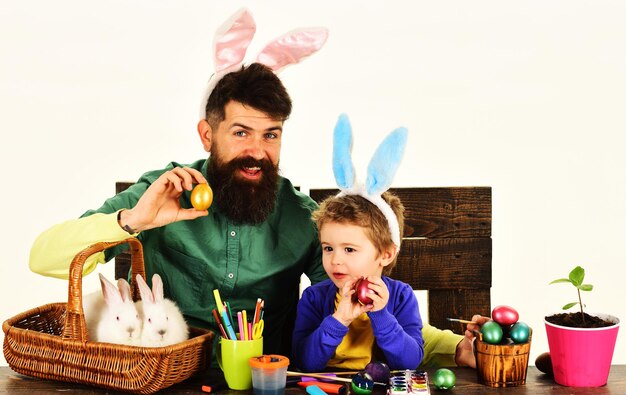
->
[191, 183, 213, 210]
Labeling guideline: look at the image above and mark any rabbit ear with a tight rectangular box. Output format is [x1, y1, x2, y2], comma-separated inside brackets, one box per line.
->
[214, 7, 256, 74]
[99, 273, 123, 306]
[117, 279, 132, 302]
[136, 274, 154, 304]
[366, 127, 408, 196]
[255, 27, 328, 73]
[333, 113, 356, 190]
[199, 9, 327, 119]
[199, 8, 256, 119]
[151, 274, 165, 303]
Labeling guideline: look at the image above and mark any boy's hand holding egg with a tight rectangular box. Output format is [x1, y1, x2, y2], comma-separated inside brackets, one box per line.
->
[352, 278, 375, 305]
[351, 277, 389, 312]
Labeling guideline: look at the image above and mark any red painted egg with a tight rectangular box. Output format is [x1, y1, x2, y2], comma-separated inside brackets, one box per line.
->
[491, 305, 519, 326]
[353, 278, 374, 305]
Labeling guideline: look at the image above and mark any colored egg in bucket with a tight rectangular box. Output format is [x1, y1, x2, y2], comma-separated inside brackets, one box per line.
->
[481, 320, 504, 344]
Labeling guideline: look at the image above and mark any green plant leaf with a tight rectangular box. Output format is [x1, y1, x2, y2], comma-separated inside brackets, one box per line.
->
[569, 266, 585, 286]
[549, 278, 572, 285]
[562, 302, 578, 310]
[578, 284, 593, 292]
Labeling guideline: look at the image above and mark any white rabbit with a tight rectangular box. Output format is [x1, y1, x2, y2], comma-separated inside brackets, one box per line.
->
[136, 273, 189, 347]
[82, 273, 142, 345]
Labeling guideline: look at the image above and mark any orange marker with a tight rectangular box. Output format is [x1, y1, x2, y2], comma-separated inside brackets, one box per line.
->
[298, 381, 346, 395]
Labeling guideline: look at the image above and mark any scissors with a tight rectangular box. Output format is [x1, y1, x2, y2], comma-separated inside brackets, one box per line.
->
[252, 319, 264, 340]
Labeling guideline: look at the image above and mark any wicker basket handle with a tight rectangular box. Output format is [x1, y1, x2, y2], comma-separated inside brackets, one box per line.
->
[62, 237, 146, 342]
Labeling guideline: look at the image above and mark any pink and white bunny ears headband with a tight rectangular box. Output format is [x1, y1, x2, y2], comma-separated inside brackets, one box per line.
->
[333, 114, 409, 249]
[198, 8, 329, 119]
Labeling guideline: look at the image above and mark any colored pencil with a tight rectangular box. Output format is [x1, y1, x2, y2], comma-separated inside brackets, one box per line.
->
[253, 298, 262, 324]
[212, 308, 228, 339]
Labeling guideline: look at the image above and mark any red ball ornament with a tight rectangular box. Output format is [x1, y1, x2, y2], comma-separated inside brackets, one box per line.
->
[491, 305, 519, 326]
[353, 278, 374, 305]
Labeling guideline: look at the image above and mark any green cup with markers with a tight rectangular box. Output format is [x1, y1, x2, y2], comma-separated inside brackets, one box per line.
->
[217, 336, 263, 389]
[213, 291, 266, 390]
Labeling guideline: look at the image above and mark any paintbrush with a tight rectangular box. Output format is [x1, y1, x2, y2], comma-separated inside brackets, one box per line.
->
[315, 370, 404, 376]
[286, 371, 386, 386]
[446, 317, 478, 324]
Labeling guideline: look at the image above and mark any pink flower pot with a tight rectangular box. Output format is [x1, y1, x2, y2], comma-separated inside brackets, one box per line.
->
[544, 313, 620, 387]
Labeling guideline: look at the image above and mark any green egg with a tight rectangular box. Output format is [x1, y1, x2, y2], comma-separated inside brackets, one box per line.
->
[351, 372, 373, 395]
[481, 320, 504, 344]
[432, 368, 456, 390]
[510, 321, 531, 343]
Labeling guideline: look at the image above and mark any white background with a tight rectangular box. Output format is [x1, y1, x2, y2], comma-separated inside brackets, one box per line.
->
[2, 1, 625, 367]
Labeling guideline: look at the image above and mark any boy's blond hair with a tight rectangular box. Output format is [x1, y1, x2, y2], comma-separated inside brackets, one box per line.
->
[312, 191, 405, 275]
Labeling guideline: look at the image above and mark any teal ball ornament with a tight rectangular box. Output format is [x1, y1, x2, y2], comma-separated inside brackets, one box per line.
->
[351, 372, 374, 395]
[432, 368, 456, 390]
[481, 320, 504, 344]
[510, 321, 531, 343]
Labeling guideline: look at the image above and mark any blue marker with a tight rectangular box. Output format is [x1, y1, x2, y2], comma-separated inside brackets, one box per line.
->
[221, 309, 237, 340]
[306, 385, 329, 395]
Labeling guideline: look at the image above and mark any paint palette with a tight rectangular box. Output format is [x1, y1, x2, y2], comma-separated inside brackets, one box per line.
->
[387, 370, 430, 395]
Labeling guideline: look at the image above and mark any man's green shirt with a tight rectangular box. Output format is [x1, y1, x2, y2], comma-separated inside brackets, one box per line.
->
[84, 159, 327, 355]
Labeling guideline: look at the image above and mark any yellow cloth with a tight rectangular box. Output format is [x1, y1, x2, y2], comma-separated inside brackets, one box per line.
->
[419, 324, 463, 368]
[327, 291, 375, 369]
[29, 211, 133, 279]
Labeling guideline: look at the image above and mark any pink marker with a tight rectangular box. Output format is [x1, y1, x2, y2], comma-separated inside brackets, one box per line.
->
[237, 312, 244, 340]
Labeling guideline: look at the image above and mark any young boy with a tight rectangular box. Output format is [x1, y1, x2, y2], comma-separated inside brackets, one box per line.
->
[292, 192, 424, 372]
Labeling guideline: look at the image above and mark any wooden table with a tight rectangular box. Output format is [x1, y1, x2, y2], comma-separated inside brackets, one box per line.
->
[1, 366, 624, 394]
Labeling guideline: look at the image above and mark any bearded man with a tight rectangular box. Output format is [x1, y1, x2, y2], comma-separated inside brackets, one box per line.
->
[29, 63, 327, 356]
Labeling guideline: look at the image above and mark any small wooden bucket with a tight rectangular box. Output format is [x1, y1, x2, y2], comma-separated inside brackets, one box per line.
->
[474, 331, 532, 387]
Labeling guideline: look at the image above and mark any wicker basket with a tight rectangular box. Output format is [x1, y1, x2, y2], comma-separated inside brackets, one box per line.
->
[3, 238, 214, 394]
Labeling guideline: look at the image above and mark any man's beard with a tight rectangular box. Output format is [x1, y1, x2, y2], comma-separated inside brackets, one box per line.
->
[207, 153, 279, 225]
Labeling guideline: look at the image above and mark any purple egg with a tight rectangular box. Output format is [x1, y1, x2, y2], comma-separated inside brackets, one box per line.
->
[364, 361, 390, 383]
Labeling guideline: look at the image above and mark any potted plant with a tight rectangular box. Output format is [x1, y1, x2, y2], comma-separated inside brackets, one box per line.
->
[544, 266, 620, 387]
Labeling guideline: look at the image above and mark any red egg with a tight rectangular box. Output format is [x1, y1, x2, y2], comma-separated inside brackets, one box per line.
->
[353, 278, 374, 305]
[491, 305, 519, 326]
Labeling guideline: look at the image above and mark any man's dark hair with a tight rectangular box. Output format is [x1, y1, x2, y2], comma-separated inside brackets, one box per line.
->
[204, 63, 292, 128]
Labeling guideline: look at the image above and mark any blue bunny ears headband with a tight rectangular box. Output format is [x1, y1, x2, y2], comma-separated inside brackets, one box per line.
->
[332, 114, 409, 249]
